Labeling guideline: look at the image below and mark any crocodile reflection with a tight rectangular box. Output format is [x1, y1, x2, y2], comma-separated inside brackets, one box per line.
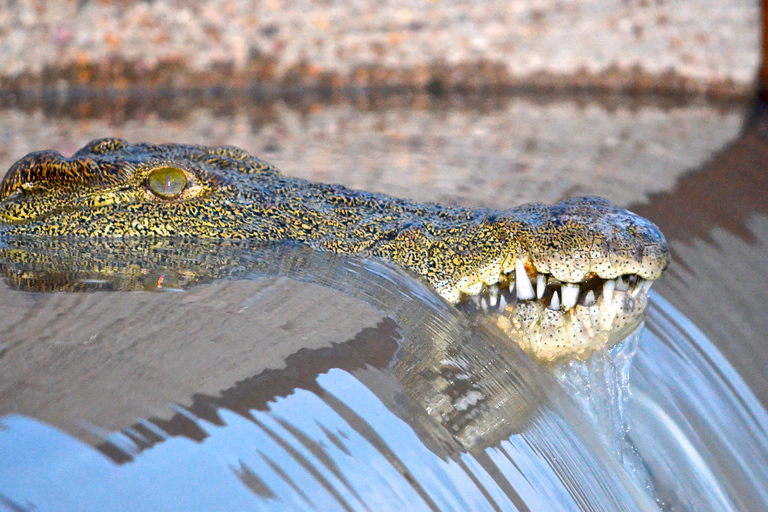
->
[0, 239, 554, 459]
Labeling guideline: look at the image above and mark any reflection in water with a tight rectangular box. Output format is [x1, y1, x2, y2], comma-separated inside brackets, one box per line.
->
[0, 94, 746, 210]
[0, 240, 766, 510]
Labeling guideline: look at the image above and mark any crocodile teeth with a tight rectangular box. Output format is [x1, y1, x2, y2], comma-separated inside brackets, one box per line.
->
[631, 278, 644, 298]
[549, 291, 560, 310]
[515, 259, 535, 300]
[536, 274, 547, 299]
[561, 283, 580, 310]
[616, 275, 629, 292]
[583, 290, 596, 307]
[488, 284, 499, 307]
[603, 279, 615, 304]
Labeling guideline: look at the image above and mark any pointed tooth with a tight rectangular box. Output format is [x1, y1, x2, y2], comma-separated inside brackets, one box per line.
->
[515, 259, 535, 300]
[489, 285, 499, 307]
[509, 281, 515, 294]
[561, 283, 579, 310]
[603, 279, 615, 304]
[549, 290, 561, 310]
[536, 274, 547, 299]
[583, 290, 596, 307]
[616, 275, 629, 292]
[498, 294, 508, 311]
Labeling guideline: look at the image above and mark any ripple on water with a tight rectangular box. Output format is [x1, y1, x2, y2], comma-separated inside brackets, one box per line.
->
[0, 248, 766, 511]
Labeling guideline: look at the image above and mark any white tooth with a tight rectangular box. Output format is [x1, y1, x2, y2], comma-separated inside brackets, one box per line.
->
[583, 290, 596, 307]
[616, 276, 629, 292]
[489, 285, 499, 308]
[631, 278, 644, 297]
[515, 259, 536, 300]
[561, 283, 579, 310]
[509, 281, 515, 294]
[498, 294, 508, 310]
[642, 280, 653, 293]
[549, 291, 560, 310]
[537, 274, 547, 299]
[603, 279, 615, 304]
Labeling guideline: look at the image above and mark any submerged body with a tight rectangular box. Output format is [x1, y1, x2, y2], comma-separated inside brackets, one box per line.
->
[0, 139, 669, 361]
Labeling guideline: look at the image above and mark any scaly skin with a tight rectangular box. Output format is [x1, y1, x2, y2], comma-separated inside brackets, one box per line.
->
[0, 138, 669, 361]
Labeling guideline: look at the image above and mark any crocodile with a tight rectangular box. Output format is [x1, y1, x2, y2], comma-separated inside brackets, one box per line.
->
[0, 138, 669, 361]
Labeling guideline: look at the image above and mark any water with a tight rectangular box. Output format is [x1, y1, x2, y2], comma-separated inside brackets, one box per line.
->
[631, 295, 768, 511]
[0, 240, 765, 511]
[0, 92, 766, 510]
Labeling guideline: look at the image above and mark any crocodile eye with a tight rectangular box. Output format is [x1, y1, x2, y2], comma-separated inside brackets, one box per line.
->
[147, 167, 187, 199]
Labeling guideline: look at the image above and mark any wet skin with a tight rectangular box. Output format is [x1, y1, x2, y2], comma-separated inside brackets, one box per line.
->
[0, 139, 669, 361]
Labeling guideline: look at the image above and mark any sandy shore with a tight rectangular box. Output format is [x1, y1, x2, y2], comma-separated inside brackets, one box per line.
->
[0, 0, 759, 97]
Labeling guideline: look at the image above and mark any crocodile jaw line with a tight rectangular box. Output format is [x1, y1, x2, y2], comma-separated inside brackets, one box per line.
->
[456, 257, 654, 362]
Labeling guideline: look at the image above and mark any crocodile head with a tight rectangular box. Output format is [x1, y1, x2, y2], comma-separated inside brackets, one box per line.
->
[445, 196, 668, 361]
[0, 139, 669, 362]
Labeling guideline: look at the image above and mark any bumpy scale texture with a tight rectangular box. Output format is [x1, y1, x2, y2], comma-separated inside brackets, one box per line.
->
[0, 138, 669, 307]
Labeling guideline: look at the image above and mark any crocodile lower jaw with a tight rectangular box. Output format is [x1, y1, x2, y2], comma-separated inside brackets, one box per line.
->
[457, 263, 652, 362]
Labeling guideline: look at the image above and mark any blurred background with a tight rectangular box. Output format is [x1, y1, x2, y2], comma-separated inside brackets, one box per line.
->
[0, 0, 759, 96]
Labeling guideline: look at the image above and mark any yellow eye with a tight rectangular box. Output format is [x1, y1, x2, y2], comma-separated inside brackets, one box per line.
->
[147, 167, 187, 199]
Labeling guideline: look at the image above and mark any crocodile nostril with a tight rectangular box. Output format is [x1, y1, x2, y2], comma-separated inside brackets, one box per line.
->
[147, 167, 187, 199]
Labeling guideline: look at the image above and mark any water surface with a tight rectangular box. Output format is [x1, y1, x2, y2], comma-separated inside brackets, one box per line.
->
[0, 92, 766, 510]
